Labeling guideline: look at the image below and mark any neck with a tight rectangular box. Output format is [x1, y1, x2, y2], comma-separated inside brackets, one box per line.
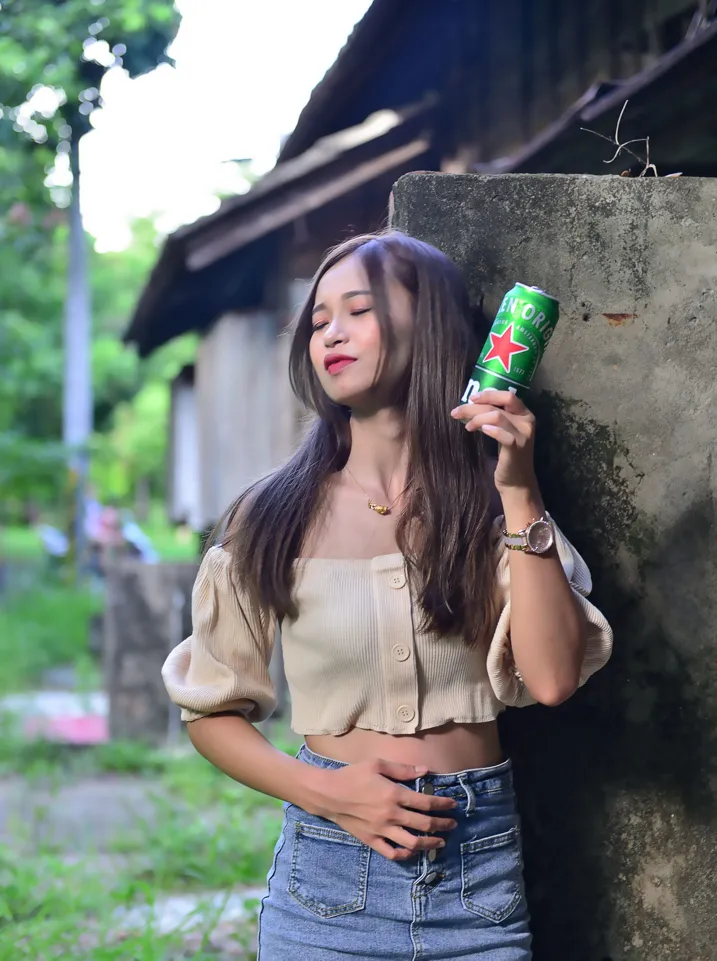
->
[346, 408, 408, 499]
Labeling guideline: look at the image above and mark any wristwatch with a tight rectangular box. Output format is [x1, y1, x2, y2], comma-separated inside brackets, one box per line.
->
[502, 513, 554, 554]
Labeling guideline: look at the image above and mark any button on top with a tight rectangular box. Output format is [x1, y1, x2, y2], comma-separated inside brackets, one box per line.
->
[392, 643, 410, 662]
[421, 782, 435, 795]
[427, 849, 437, 862]
[396, 704, 415, 723]
[389, 572, 406, 589]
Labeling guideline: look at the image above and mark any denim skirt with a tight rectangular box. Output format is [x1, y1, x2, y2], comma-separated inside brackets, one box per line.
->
[257, 744, 532, 960]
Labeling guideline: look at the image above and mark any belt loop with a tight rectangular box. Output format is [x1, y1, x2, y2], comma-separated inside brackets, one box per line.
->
[457, 774, 475, 814]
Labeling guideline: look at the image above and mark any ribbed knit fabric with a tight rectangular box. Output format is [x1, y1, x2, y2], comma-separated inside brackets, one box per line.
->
[161, 519, 613, 734]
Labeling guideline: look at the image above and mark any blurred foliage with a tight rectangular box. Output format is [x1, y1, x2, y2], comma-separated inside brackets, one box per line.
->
[0, 1, 180, 231]
[0, 582, 102, 695]
[0, 1, 189, 518]
[0, 212, 197, 517]
[0, 0, 180, 146]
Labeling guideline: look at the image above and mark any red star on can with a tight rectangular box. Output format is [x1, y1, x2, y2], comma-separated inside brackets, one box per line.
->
[482, 323, 530, 374]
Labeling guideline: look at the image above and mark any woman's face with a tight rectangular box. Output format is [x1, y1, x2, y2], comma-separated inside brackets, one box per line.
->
[308, 253, 414, 411]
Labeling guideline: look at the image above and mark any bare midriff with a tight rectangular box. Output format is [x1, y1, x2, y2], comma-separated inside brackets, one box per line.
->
[305, 720, 503, 774]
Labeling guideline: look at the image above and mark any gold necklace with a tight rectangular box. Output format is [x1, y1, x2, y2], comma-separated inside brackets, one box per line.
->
[344, 464, 406, 516]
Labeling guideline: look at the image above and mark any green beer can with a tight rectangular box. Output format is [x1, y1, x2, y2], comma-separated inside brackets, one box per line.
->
[461, 283, 559, 402]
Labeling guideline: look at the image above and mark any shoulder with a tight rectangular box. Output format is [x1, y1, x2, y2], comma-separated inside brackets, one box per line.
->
[193, 544, 236, 602]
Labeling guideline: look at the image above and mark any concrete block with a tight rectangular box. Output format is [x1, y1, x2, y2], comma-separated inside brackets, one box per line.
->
[104, 560, 198, 745]
[393, 173, 717, 961]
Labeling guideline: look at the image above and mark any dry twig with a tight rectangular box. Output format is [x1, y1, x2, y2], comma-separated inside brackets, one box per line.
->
[581, 100, 658, 177]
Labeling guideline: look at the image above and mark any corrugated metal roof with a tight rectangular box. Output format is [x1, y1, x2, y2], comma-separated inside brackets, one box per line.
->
[473, 20, 717, 175]
[124, 100, 435, 356]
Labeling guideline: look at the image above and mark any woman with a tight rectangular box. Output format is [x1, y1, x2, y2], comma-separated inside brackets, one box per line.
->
[162, 231, 612, 960]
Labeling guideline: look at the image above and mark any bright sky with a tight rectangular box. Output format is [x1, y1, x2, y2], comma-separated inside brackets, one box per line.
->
[80, 0, 372, 251]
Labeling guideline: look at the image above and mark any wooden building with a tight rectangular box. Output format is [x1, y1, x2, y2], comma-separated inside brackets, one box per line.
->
[124, 0, 717, 533]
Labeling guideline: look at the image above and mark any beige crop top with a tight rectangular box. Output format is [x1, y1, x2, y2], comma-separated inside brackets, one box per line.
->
[162, 518, 612, 735]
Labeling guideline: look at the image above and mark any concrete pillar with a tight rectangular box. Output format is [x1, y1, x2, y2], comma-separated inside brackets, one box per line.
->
[392, 173, 717, 961]
[104, 560, 198, 745]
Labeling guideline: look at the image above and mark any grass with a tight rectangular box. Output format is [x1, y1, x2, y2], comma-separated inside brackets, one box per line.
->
[111, 749, 287, 890]
[0, 525, 43, 561]
[0, 582, 103, 695]
[0, 507, 197, 694]
[0, 721, 170, 778]
[0, 839, 262, 960]
[0, 727, 302, 960]
[0, 509, 299, 957]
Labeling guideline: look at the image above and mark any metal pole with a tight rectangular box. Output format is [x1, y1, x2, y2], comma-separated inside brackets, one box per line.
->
[63, 134, 93, 576]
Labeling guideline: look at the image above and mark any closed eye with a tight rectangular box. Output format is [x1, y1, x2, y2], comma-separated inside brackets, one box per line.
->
[312, 306, 371, 331]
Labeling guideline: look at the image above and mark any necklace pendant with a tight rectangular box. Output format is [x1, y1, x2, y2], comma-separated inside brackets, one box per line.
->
[368, 500, 391, 516]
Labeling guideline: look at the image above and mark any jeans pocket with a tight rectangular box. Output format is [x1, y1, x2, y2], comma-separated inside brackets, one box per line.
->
[288, 821, 371, 918]
[460, 826, 524, 923]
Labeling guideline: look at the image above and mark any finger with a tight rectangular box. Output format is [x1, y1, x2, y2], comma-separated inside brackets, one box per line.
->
[465, 411, 521, 438]
[372, 837, 413, 862]
[397, 811, 458, 834]
[450, 400, 492, 421]
[467, 402, 534, 436]
[464, 409, 533, 440]
[386, 827, 446, 853]
[374, 758, 428, 782]
[450, 398, 531, 424]
[470, 389, 528, 415]
[476, 424, 517, 445]
[395, 786, 458, 812]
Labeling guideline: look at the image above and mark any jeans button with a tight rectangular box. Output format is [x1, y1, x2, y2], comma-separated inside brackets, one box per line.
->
[421, 782, 434, 795]
[427, 849, 437, 862]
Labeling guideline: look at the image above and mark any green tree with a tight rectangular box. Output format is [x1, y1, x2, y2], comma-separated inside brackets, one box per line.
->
[0, 213, 195, 519]
[0, 0, 181, 538]
[1, 1, 180, 218]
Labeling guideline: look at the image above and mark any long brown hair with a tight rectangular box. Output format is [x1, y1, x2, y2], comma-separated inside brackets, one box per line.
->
[221, 230, 498, 646]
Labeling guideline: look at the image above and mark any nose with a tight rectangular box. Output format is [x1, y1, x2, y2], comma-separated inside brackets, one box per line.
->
[323, 317, 348, 348]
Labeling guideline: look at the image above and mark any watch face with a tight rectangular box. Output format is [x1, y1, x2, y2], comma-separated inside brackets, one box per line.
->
[526, 520, 554, 554]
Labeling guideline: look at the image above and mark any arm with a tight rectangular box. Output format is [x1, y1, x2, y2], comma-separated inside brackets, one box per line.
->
[187, 712, 329, 811]
[451, 388, 599, 707]
[162, 547, 458, 859]
[186, 713, 457, 859]
[499, 486, 586, 704]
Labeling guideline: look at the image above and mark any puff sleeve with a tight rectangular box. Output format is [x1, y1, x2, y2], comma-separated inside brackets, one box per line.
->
[162, 546, 277, 723]
[486, 517, 613, 708]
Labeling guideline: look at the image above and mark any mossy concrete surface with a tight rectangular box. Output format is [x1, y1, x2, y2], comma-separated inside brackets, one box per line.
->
[393, 173, 717, 961]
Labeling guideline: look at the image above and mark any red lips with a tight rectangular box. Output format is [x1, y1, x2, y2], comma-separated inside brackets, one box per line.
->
[324, 353, 357, 375]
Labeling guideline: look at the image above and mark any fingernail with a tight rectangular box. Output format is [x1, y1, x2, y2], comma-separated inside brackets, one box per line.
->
[438, 840, 446, 848]
[414, 766, 428, 775]
[470, 391, 483, 400]
[481, 425, 498, 434]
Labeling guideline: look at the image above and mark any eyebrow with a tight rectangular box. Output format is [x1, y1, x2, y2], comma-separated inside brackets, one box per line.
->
[312, 290, 372, 315]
